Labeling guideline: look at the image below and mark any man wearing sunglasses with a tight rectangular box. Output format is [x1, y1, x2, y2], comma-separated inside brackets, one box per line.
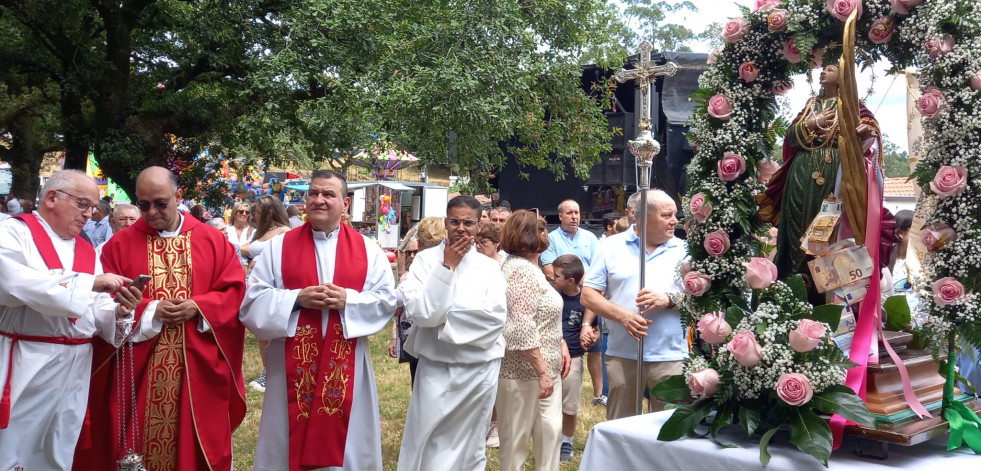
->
[79, 166, 247, 471]
[0, 170, 140, 470]
[396, 195, 508, 471]
[241, 169, 396, 471]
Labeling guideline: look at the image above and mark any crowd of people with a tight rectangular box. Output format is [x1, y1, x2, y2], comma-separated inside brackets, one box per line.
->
[0, 167, 690, 471]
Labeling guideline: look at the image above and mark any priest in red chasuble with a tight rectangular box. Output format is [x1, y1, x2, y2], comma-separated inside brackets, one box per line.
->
[76, 166, 247, 471]
[240, 170, 396, 471]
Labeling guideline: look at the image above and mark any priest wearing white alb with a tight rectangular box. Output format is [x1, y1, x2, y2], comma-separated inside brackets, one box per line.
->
[240, 170, 396, 471]
[396, 195, 508, 471]
[0, 169, 140, 471]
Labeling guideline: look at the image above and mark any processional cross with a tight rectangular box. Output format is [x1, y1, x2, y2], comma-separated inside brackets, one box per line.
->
[613, 40, 679, 415]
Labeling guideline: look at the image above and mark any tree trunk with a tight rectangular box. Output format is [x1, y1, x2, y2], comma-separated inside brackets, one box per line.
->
[60, 86, 89, 171]
[7, 118, 46, 202]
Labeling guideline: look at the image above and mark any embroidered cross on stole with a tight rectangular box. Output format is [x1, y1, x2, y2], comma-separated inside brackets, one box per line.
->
[142, 233, 193, 471]
[281, 223, 367, 470]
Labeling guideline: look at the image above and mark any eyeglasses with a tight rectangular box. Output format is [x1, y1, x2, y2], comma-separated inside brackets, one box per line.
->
[136, 200, 170, 211]
[403, 250, 418, 257]
[447, 218, 478, 228]
[237, 210, 250, 215]
[476, 239, 495, 246]
[56, 190, 97, 212]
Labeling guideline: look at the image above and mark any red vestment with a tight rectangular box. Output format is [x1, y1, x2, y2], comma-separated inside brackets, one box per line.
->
[75, 215, 246, 471]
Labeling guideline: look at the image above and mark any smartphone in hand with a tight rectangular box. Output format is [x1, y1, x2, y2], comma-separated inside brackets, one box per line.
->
[129, 274, 151, 291]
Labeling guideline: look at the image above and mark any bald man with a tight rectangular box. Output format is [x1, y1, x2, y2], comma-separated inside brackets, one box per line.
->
[0, 170, 139, 470]
[78, 166, 247, 471]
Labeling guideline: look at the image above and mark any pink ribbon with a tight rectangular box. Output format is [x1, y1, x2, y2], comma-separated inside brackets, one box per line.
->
[830, 158, 930, 449]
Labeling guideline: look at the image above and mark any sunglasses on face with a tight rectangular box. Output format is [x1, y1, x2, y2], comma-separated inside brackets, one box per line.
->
[238, 210, 250, 214]
[136, 200, 170, 212]
[447, 218, 478, 228]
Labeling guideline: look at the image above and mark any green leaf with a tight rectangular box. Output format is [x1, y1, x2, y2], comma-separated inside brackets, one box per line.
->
[787, 275, 807, 302]
[789, 407, 833, 466]
[711, 401, 734, 438]
[811, 390, 877, 428]
[883, 295, 912, 331]
[812, 304, 843, 331]
[739, 406, 761, 437]
[758, 426, 779, 466]
[650, 374, 693, 402]
[725, 306, 744, 330]
[657, 398, 714, 441]
[756, 322, 768, 335]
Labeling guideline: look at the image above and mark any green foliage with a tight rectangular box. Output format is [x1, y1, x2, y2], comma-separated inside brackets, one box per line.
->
[656, 397, 715, 441]
[649, 374, 693, 402]
[812, 304, 843, 332]
[789, 407, 833, 466]
[884, 295, 913, 331]
[881, 136, 912, 178]
[810, 385, 877, 428]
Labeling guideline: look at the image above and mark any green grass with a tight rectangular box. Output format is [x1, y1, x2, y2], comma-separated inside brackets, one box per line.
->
[232, 324, 609, 470]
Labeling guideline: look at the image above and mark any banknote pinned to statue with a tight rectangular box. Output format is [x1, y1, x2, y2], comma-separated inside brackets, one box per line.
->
[800, 196, 842, 256]
[807, 240, 875, 293]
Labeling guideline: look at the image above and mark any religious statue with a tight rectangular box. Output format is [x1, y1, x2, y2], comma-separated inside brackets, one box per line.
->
[757, 62, 883, 281]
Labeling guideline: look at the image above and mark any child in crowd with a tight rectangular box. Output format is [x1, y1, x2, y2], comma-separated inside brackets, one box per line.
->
[551, 254, 588, 462]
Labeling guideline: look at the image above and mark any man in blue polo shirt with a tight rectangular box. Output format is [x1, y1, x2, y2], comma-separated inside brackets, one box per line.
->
[581, 189, 688, 420]
[541, 199, 598, 282]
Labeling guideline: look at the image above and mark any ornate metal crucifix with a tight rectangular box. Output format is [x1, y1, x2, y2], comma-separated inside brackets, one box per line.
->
[613, 40, 679, 188]
[613, 40, 679, 415]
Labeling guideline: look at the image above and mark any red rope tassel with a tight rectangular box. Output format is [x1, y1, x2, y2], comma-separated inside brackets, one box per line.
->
[0, 383, 11, 429]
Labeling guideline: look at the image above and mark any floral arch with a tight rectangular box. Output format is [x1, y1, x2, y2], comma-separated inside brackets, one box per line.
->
[660, 0, 981, 465]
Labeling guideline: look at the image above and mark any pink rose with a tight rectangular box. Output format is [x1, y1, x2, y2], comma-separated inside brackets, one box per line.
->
[689, 193, 713, 223]
[929, 165, 967, 197]
[707, 47, 721, 65]
[776, 373, 814, 406]
[767, 9, 789, 32]
[756, 159, 780, 182]
[753, 0, 783, 11]
[744, 257, 778, 289]
[868, 16, 896, 44]
[680, 259, 692, 277]
[704, 230, 731, 257]
[706, 94, 733, 120]
[771, 81, 793, 95]
[783, 38, 802, 63]
[697, 313, 732, 344]
[890, 0, 923, 15]
[926, 34, 955, 60]
[739, 62, 759, 83]
[717, 152, 746, 181]
[687, 368, 721, 398]
[826, 0, 863, 22]
[721, 18, 749, 43]
[684, 272, 712, 296]
[970, 70, 981, 91]
[916, 86, 945, 118]
[921, 223, 956, 252]
[933, 277, 965, 306]
[789, 319, 827, 353]
[727, 331, 763, 367]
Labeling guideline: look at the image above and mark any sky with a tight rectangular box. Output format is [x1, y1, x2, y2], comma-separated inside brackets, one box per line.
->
[654, 0, 912, 150]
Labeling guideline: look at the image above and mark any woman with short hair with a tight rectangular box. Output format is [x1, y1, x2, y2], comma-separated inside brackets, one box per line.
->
[476, 221, 504, 267]
[497, 210, 570, 471]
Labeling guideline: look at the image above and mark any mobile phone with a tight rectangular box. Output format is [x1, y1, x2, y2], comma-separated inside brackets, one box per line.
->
[129, 274, 151, 291]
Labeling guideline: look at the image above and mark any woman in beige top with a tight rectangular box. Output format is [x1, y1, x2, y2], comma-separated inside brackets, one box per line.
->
[498, 209, 570, 471]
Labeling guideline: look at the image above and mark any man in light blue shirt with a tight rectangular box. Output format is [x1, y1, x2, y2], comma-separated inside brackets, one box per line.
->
[582, 189, 688, 420]
[541, 199, 598, 282]
[82, 199, 113, 247]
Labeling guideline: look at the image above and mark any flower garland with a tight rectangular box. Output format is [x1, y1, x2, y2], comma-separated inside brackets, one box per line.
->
[655, 0, 981, 465]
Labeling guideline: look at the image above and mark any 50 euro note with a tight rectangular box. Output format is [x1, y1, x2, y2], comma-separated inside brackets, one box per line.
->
[801, 197, 842, 256]
[807, 244, 874, 293]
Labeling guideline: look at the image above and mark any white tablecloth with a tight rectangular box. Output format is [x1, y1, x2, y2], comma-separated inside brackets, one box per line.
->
[580, 410, 980, 470]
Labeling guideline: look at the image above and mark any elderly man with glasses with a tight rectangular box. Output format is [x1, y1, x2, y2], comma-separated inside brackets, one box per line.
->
[0, 169, 139, 470]
[78, 166, 247, 471]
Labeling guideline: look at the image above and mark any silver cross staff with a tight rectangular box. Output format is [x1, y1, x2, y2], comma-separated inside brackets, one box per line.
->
[614, 40, 678, 416]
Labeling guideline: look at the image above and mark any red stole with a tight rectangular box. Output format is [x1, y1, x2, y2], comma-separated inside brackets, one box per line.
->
[12, 214, 96, 314]
[281, 222, 367, 470]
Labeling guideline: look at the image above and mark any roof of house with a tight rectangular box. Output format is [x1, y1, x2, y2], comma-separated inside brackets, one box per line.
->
[883, 177, 917, 198]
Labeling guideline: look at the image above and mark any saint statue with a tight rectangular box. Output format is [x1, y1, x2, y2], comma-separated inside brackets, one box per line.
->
[757, 63, 883, 281]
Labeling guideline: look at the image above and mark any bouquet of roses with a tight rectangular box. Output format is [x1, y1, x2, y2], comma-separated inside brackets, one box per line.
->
[653, 275, 875, 466]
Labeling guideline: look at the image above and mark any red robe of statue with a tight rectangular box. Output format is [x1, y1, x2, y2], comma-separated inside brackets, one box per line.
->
[75, 214, 247, 471]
